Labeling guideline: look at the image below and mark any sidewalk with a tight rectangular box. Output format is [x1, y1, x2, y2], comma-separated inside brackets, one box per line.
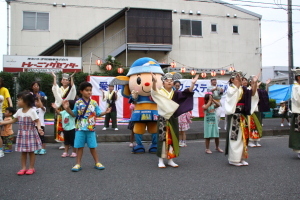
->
[11, 118, 290, 143]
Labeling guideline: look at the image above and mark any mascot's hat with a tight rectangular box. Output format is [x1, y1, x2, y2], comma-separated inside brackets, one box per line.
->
[127, 57, 164, 76]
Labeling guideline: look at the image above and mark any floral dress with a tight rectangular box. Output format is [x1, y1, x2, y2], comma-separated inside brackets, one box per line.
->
[14, 108, 42, 152]
[178, 112, 192, 131]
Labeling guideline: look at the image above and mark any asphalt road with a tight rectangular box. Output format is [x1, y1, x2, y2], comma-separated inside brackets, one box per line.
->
[0, 136, 299, 200]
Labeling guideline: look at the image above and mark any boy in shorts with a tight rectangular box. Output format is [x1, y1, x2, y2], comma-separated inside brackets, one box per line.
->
[62, 82, 111, 172]
[1, 107, 16, 153]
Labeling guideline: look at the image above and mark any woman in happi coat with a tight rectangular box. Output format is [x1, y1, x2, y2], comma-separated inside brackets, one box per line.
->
[289, 69, 300, 159]
[151, 72, 198, 168]
[52, 72, 76, 149]
[224, 71, 259, 166]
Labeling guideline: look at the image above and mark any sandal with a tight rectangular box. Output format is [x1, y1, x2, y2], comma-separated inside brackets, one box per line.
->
[216, 147, 224, 153]
[61, 152, 69, 158]
[70, 152, 77, 158]
[17, 169, 27, 175]
[205, 149, 212, 154]
[25, 169, 35, 175]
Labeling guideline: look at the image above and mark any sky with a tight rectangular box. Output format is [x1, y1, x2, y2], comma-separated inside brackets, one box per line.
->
[0, 0, 299, 70]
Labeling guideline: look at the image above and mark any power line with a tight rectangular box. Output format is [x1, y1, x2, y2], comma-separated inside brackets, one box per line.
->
[194, 0, 300, 10]
[227, 0, 300, 8]
[11, 0, 300, 11]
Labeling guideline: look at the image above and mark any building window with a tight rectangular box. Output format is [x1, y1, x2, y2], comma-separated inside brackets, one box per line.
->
[233, 25, 238, 34]
[180, 19, 202, 36]
[23, 11, 49, 30]
[211, 24, 217, 32]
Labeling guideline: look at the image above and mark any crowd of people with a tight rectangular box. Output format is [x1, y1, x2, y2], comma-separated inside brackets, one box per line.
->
[0, 67, 300, 175]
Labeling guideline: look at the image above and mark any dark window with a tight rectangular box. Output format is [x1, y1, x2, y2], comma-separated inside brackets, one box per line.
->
[180, 20, 191, 35]
[180, 19, 202, 36]
[127, 9, 172, 44]
[211, 24, 217, 32]
[23, 11, 49, 30]
[233, 26, 239, 34]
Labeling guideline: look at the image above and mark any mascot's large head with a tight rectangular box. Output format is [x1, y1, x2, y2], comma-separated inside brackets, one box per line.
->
[127, 57, 164, 96]
[111, 57, 164, 97]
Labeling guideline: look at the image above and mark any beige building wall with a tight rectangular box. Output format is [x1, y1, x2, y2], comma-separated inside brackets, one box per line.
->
[9, 0, 261, 77]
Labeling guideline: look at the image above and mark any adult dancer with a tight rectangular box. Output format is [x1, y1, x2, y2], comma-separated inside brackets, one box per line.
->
[289, 69, 300, 158]
[52, 72, 76, 149]
[151, 72, 198, 168]
[225, 71, 259, 166]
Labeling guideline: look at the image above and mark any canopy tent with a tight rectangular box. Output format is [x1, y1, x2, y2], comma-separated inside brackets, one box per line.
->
[269, 84, 293, 103]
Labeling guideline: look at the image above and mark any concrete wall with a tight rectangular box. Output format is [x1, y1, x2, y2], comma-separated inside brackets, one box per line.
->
[9, 0, 261, 76]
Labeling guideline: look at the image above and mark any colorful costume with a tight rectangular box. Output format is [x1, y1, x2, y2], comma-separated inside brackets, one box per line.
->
[289, 71, 300, 156]
[110, 57, 164, 153]
[151, 74, 194, 160]
[52, 74, 76, 142]
[225, 76, 258, 165]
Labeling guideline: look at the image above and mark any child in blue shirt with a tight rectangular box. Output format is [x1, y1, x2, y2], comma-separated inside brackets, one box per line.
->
[62, 82, 111, 172]
[52, 100, 77, 158]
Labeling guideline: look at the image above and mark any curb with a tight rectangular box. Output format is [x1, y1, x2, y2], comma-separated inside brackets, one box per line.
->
[36, 128, 290, 143]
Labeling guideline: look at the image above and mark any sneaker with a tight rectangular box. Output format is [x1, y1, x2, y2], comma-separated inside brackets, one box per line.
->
[281, 123, 284, 127]
[262, 124, 264, 127]
[34, 150, 40, 155]
[39, 149, 46, 155]
[248, 142, 256, 148]
[59, 145, 65, 150]
[4, 150, 13, 153]
[61, 152, 69, 157]
[71, 164, 82, 172]
[102, 127, 107, 130]
[94, 162, 105, 170]
[114, 128, 118, 131]
[288, 123, 291, 126]
[70, 152, 77, 158]
[0, 150, 4, 158]
[179, 141, 184, 147]
[183, 141, 187, 147]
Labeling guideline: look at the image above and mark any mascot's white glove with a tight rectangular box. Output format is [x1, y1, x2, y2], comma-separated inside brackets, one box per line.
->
[131, 90, 139, 100]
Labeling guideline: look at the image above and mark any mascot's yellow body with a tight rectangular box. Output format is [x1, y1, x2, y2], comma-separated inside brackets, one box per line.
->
[111, 57, 164, 153]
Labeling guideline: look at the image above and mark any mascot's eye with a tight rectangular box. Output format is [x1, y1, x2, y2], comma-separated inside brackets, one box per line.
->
[137, 77, 141, 85]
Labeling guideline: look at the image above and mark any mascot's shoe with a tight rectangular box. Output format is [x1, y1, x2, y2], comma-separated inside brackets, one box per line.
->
[158, 158, 166, 168]
[167, 159, 179, 168]
[148, 144, 157, 154]
[132, 145, 145, 154]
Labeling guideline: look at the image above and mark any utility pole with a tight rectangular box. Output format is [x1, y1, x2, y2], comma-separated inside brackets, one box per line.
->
[6, 0, 10, 55]
[288, 0, 294, 84]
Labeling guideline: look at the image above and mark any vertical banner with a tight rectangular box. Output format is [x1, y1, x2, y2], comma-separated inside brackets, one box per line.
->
[88, 76, 228, 118]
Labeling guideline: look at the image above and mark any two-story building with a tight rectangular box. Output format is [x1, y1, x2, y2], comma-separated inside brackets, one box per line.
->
[7, 0, 262, 78]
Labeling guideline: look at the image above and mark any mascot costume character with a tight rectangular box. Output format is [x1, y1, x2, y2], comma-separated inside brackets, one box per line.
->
[110, 57, 164, 153]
